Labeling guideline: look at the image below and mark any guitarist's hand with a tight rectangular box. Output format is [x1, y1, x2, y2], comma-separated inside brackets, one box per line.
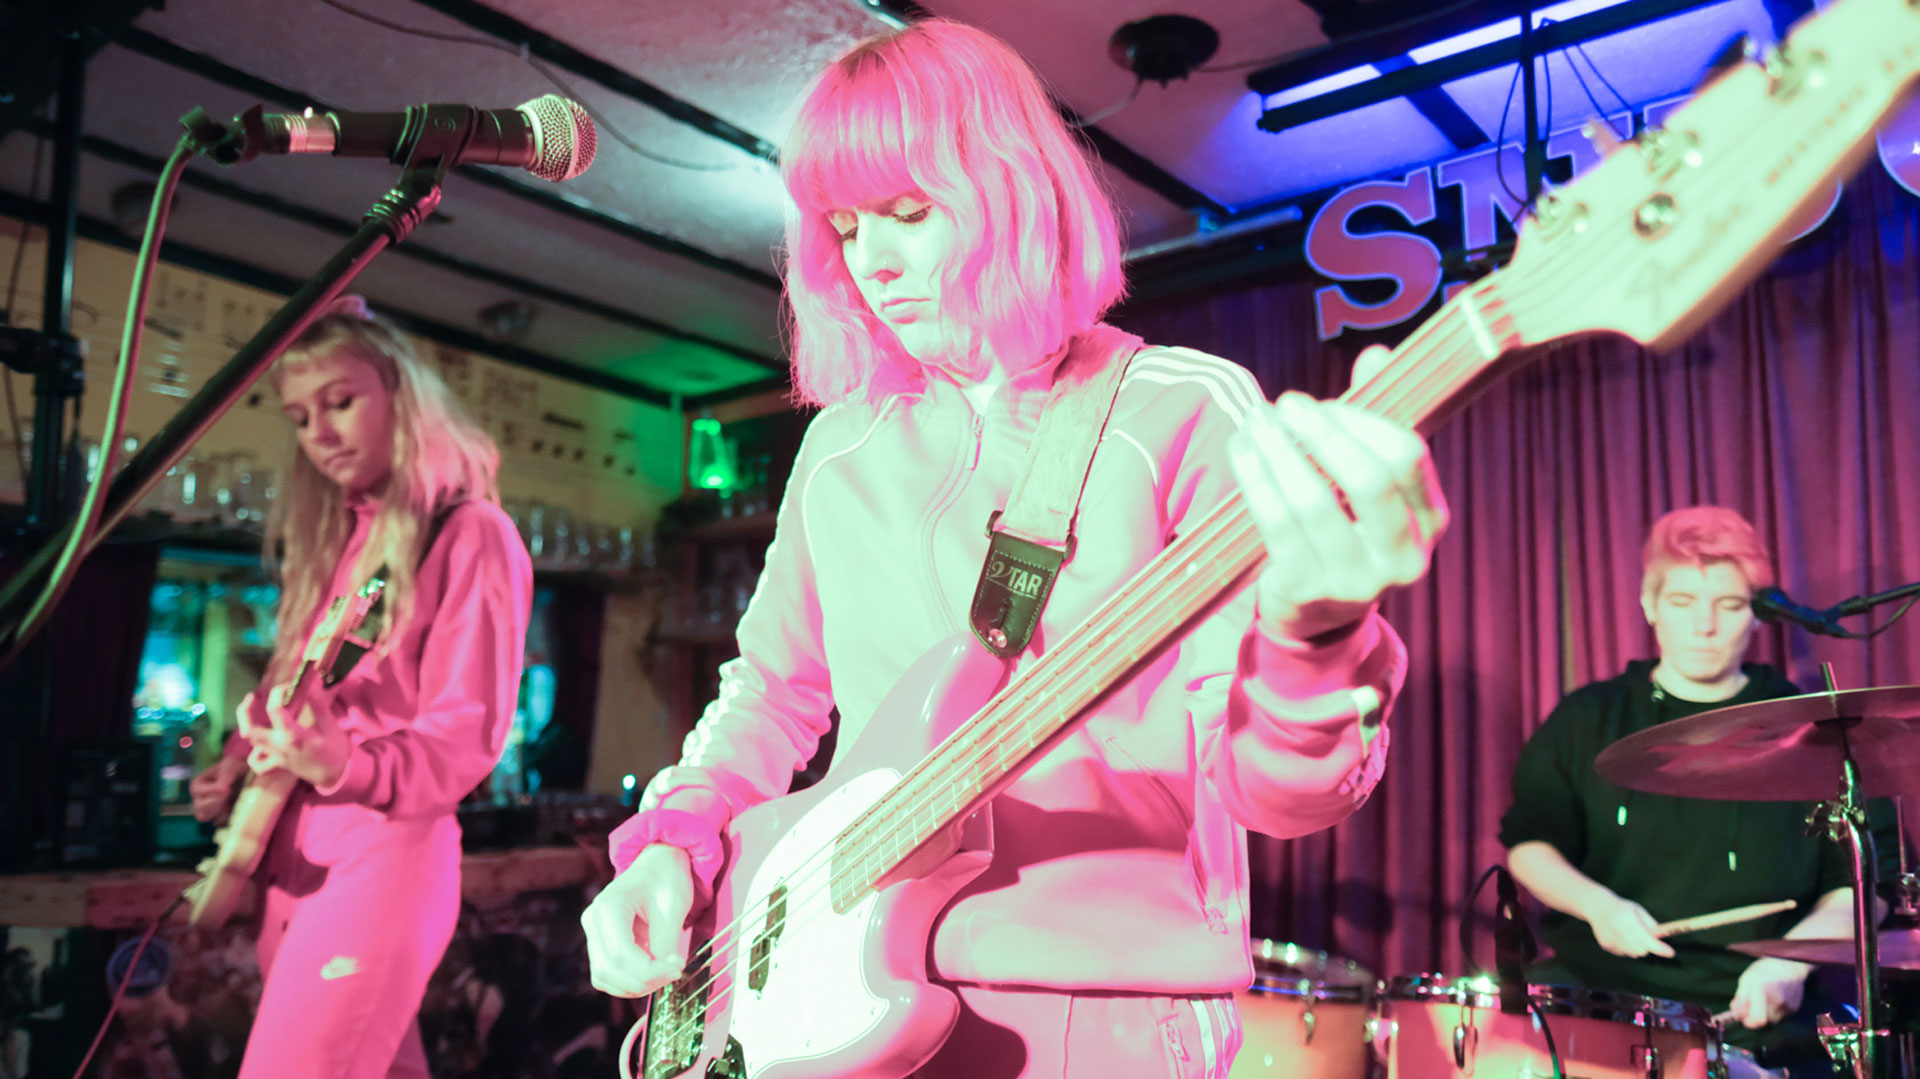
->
[582, 843, 694, 997]
[237, 691, 353, 791]
[189, 755, 249, 824]
[1229, 346, 1448, 641]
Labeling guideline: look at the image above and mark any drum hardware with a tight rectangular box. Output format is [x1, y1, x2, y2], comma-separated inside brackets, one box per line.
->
[1810, 740, 1883, 1079]
[1896, 869, 1920, 922]
[1888, 802, 1918, 1079]
[1379, 976, 1722, 1078]
[1816, 1014, 1894, 1078]
[1229, 940, 1373, 1077]
[1295, 978, 1318, 1044]
[1450, 1014, 1478, 1070]
[1891, 797, 1920, 924]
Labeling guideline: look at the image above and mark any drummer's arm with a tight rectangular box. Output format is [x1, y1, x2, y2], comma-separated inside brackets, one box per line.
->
[1720, 888, 1865, 1028]
[1508, 840, 1610, 917]
[1508, 841, 1675, 958]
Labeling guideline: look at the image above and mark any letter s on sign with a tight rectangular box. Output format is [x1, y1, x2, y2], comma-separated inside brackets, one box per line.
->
[1305, 169, 1444, 340]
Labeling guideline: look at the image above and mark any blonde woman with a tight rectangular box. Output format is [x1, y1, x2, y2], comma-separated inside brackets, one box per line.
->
[190, 295, 531, 1078]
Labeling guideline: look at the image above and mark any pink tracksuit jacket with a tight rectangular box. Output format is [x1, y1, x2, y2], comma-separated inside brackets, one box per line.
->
[609, 341, 1405, 994]
[236, 497, 532, 1079]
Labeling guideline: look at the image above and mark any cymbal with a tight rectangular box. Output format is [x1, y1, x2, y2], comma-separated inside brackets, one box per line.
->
[1592, 686, 1920, 801]
[1731, 930, 1920, 970]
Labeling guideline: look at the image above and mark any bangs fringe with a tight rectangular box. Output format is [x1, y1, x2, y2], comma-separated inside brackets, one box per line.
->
[785, 55, 920, 217]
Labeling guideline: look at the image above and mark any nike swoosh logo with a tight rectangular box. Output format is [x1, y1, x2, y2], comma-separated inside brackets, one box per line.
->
[319, 957, 361, 981]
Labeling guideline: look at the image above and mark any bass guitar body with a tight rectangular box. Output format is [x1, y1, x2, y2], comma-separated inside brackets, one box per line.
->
[632, 637, 1004, 1079]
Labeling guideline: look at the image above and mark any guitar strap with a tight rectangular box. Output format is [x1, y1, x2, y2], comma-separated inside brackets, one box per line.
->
[325, 501, 464, 685]
[968, 325, 1143, 659]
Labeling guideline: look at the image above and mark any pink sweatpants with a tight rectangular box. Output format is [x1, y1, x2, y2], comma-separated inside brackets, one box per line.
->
[238, 793, 462, 1079]
[908, 983, 1241, 1079]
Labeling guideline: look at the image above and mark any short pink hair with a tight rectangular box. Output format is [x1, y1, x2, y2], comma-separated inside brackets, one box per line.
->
[780, 19, 1127, 406]
[1641, 506, 1775, 597]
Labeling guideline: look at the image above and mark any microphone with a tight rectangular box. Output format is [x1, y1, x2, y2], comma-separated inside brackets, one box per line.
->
[1751, 587, 1847, 638]
[229, 94, 596, 182]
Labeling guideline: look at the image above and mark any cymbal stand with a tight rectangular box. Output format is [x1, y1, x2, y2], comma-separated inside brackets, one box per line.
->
[1892, 797, 1918, 1079]
[1811, 712, 1884, 1079]
[1893, 797, 1918, 923]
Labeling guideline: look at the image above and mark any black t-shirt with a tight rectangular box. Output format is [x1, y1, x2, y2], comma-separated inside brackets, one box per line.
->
[1499, 659, 1901, 1014]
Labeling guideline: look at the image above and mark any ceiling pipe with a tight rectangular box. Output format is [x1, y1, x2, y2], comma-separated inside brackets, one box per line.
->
[1124, 204, 1305, 263]
[1254, 0, 1722, 133]
[405, 0, 780, 164]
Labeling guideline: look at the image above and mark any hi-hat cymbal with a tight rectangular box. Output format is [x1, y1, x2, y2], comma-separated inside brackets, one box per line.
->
[1731, 930, 1920, 971]
[1593, 686, 1920, 801]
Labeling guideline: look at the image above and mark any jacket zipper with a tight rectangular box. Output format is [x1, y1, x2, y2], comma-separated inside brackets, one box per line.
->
[915, 405, 983, 635]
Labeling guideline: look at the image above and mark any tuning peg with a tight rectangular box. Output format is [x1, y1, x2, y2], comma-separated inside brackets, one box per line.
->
[1698, 33, 1758, 92]
[1581, 119, 1623, 156]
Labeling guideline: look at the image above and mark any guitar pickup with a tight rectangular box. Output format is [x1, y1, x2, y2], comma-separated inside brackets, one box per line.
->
[323, 633, 379, 687]
[747, 884, 788, 992]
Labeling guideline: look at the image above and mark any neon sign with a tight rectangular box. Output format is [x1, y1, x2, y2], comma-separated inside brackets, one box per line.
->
[1306, 96, 1918, 340]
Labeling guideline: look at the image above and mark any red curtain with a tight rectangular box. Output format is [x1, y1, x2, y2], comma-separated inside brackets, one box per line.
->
[0, 538, 161, 867]
[1113, 165, 1920, 981]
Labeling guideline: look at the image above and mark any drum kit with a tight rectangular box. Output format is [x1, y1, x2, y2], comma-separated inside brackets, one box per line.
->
[1229, 949, 1736, 1079]
[1231, 675, 1920, 1079]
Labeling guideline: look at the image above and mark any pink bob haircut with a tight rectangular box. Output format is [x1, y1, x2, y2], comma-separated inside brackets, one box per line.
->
[780, 19, 1127, 406]
[1641, 505, 1776, 598]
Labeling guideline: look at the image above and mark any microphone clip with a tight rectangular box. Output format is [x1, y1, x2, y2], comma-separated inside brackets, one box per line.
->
[178, 104, 262, 166]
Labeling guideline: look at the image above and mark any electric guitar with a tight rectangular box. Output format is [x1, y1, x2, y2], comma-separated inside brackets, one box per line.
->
[630, 0, 1920, 1074]
[186, 575, 386, 927]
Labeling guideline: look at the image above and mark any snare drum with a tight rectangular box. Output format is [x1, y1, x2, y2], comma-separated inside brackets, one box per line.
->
[1228, 940, 1375, 1077]
[1378, 974, 1725, 1079]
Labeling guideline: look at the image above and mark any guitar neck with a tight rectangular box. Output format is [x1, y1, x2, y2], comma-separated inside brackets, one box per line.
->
[269, 579, 384, 722]
[830, 280, 1517, 900]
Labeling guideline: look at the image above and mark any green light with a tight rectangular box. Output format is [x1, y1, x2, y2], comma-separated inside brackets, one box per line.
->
[688, 414, 738, 491]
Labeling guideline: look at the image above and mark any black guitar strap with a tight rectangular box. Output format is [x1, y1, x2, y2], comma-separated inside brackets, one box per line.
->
[325, 501, 464, 685]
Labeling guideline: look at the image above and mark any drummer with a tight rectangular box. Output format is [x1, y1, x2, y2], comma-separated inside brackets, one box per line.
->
[1500, 505, 1901, 1078]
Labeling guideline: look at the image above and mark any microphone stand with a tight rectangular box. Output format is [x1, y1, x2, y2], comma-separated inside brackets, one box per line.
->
[1832, 581, 1920, 619]
[0, 106, 456, 659]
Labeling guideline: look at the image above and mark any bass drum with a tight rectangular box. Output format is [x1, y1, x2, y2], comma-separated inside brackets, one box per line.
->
[1228, 940, 1375, 1077]
[1377, 974, 1726, 1079]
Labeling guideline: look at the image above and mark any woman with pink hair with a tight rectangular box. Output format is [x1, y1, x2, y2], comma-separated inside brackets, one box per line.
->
[190, 297, 532, 1077]
[584, 20, 1447, 1077]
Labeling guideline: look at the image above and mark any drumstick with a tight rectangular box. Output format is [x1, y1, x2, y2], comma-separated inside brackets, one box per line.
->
[1654, 899, 1797, 938]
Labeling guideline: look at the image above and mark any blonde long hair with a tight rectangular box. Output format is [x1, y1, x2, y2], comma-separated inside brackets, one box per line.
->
[264, 301, 500, 680]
